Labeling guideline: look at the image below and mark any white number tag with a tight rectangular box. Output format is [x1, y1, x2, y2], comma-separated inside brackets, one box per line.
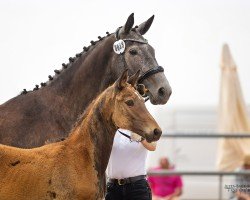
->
[113, 39, 126, 54]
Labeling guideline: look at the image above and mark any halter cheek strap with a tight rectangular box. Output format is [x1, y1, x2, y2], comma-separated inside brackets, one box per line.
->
[114, 27, 165, 102]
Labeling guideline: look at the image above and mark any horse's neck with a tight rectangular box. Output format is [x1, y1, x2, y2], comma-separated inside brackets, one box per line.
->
[68, 90, 116, 178]
[43, 36, 116, 120]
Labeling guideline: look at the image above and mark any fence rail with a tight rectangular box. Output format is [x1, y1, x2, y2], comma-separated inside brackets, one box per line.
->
[149, 133, 250, 199]
[147, 170, 250, 200]
[147, 170, 250, 176]
[161, 133, 250, 138]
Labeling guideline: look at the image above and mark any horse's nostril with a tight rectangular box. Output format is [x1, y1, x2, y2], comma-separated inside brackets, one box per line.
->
[168, 88, 172, 96]
[158, 87, 165, 97]
[154, 128, 162, 136]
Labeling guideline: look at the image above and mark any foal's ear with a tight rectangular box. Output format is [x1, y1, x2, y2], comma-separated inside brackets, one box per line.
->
[128, 69, 141, 87]
[121, 13, 134, 34]
[137, 84, 147, 96]
[116, 69, 129, 90]
[137, 15, 154, 35]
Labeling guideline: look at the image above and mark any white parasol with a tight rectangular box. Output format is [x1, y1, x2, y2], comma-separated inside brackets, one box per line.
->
[216, 44, 250, 171]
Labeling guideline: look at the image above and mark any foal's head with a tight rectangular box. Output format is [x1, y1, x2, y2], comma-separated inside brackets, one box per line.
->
[112, 70, 162, 142]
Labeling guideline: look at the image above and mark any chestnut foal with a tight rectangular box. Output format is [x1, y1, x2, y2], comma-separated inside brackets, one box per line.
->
[0, 70, 162, 200]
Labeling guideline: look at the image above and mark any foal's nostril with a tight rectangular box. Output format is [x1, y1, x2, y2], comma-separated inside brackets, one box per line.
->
[158, 87, 165, 97]
[154, 128, 162, 136]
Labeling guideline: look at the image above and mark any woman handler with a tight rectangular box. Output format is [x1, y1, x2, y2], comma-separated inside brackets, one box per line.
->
[105, 128, 157, 200]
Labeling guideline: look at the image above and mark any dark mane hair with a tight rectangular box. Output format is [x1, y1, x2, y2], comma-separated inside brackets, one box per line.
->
[21, 32, 113, 95]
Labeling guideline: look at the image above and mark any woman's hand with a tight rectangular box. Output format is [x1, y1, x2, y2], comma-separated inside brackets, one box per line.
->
[236, 190, 250, 200]
[141, 139, 157, 151]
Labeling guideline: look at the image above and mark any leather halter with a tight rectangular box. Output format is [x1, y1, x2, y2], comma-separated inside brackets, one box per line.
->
[138, 66, 164, 84]
[118, 130, 143, 143]
[115, 27, 164, 91]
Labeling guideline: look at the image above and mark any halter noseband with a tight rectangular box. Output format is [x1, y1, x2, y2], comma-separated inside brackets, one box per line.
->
[114, 27, 164, 101]
[138, 66, 164, 84]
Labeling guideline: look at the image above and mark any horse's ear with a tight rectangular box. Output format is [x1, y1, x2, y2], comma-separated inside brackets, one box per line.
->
[137, 84, 147, 96]
[121, 13, 134, 34]
[116, 69, 129, 90]
[128, 69, 141, 87]
[137, 15, 154, 35]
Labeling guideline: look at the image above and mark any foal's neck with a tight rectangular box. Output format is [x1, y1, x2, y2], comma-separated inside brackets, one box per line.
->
[68, 88, 116, 177]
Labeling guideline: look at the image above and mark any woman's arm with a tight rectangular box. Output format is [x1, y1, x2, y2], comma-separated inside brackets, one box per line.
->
[141, 140, 157, 151]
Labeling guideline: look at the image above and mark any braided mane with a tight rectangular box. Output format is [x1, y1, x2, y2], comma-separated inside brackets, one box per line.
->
[20, 32, 112, 95]
[20, 26, 140, 95]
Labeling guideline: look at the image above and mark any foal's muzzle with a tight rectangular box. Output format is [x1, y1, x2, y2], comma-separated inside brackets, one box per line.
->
[145, 128, 162, 142]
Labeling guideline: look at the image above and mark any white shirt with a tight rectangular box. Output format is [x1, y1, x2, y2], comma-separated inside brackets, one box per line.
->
[107, 129, 148, 179]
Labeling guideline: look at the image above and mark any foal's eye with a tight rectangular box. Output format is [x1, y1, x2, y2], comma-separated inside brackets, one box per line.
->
[125, 99, 134, 107]
[129, 49, 138, 55]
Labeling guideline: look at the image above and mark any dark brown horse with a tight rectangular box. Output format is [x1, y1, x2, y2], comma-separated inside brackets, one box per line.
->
[0, 70, 162, 200]
[0, 13, 171, 148]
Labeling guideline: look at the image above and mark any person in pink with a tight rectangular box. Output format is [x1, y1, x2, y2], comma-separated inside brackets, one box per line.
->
[148, 157, 183, 200]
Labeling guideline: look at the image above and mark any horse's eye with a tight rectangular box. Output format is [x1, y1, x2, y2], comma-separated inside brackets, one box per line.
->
[125, 99, 134, 107]
[129, 49, 138, 55]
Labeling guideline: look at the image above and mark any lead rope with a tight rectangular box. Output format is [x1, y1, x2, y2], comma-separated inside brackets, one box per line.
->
[118, 130, 144, 143]
[118, 130, 131, 140]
